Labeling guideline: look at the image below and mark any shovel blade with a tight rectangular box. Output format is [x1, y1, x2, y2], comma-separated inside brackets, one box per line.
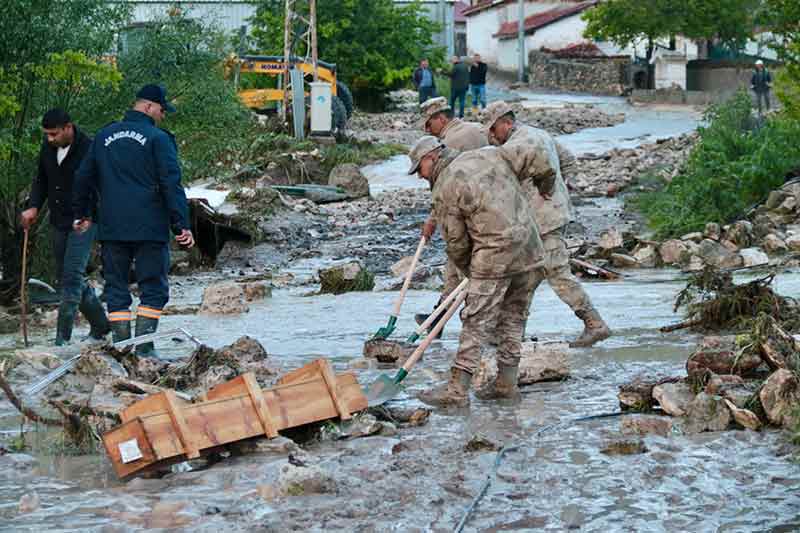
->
[365, 374, 402, 406]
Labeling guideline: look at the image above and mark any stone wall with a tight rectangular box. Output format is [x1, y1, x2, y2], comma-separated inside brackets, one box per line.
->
[527, 50, 630, 95]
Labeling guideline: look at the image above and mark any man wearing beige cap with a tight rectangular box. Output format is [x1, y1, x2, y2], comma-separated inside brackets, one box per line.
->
[482, 101, 611, 348]
[407, 136, 544, 408]
[415, 96, 488, 337]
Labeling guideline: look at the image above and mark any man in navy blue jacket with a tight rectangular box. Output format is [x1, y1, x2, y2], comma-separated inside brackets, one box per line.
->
[73, 85, 194, 358]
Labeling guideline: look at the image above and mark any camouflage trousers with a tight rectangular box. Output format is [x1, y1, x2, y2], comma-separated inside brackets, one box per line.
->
[442, 259, 465, 300]
[452, 270, 539, 374]
[534, 229, 592, 315]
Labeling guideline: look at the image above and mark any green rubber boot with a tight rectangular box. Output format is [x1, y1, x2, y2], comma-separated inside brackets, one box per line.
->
[134, 316, 160, 359]
[54, 302, 77, 346]
[110, 320, 131, 344]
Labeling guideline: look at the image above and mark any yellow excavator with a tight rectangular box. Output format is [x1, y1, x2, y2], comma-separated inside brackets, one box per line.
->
[234, 54, 352, 133]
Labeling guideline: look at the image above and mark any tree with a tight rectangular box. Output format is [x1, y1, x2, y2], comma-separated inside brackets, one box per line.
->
[765, 0, 800, 120]
[0, 0, 130, 302]
[582, 0, 757, 62]
[249, 0, 444, 92]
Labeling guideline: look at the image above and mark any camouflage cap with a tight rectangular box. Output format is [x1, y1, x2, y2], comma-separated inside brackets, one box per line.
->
[419, 96, 451, 129]
[407, 135, 443, 174]
[482, 101, 515, 129]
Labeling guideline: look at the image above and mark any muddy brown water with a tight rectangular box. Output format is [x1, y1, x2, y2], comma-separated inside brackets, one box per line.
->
[2, 268, 800, 531]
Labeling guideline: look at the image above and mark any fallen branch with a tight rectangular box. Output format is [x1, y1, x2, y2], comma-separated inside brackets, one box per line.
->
[0, 368, 61, 426]
[660, 319, 704, 333]
[570, 258, 621, 280]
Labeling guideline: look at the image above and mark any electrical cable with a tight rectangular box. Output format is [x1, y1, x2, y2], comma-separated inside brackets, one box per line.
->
[454, 411, 630, 533]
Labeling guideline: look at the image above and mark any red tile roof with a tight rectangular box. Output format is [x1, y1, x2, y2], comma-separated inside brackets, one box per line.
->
[454, 1, 469, 23]
[541, 41, 604, 57]
[493, 1, 597, 40]
[463, 0, 587, 17]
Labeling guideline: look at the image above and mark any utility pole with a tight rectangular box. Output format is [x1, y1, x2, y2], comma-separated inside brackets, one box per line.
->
[281, 0, 294, 121]
[309, 0, 318, 81]
[517, 0, 526, 83]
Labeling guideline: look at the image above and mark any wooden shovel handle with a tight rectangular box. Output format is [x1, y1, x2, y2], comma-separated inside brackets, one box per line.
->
[401, 283, 468, 374]
[20, 228, 29, 347]
[415, 277, 469, 334]
[391, 236, 426, 317]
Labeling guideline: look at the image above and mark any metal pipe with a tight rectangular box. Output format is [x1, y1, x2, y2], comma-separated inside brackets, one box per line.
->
[517, 0, 526, 83]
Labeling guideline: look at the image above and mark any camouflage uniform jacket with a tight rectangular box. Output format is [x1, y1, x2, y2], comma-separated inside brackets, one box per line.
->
[439, 118, 487, 152]
[430, 148, 544, 279]
[499, 125, 573, 235]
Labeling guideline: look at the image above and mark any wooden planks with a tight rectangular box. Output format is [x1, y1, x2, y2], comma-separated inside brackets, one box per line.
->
[102, 359, 368, 479]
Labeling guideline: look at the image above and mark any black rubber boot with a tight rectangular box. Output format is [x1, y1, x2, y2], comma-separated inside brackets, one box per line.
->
[134, 316, 160, 359]
[111, 320, 131, 344]
[414, 300, 445, 339]
[79, 286, 110, 341]
[54, 302, 77, 346]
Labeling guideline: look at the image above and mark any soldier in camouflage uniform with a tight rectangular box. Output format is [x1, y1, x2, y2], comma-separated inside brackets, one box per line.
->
[415, 97, 489, 337]
[406, 136, 545, 407]
[483, 101, 611, 348]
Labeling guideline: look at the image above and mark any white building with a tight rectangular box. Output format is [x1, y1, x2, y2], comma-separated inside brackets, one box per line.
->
[115, 1, 258, 34]
[464, 0, 697, 74]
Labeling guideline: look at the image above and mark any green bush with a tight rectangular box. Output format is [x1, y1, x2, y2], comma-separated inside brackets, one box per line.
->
[633, 91, 800, 238]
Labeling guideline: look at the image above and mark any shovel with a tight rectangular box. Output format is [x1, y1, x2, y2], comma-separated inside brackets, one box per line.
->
[365, 284, 467, 407]
[405, 277, 469, 344]
[372, 236, 426, 340]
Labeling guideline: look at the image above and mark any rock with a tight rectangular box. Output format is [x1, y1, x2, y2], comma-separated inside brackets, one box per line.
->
[390, 255, 415, 278]
[318, 260, 375, 294]
[704, 374, 745, 395]
[0, 310, 20, 335]
[618, 376, 681, 411]
[682, 392, 731, 433]
[278, 463, 337, 496]
[659, 239, 688, 265]
[786, 234, 800, 252]
[723, 399, 762, 431]
[199, 282, 249, 314]
[652, 382, 695, 416]
[681, 232, 704, 243]
[766, 189, 788, 209]
[704, 222, 721, 241]
[720, 239, 739, 252]
[601, 439, 647, 455]
[241, 281, 272, 302]
[609, 253, 639, 268]
[18, 492, 40, 514]
[472, 342, 570, 388]
[632, 244, 659, 268]
[723, 221, 754, 248]
[598, 228, 623, 251]
[695, 239, 743, 269]
[739, 247, 769, 267]
[683, 254, 705, 272]
[763, 234, 788, 254]
[234, 436, 300, 456]
[721, 384, 757, 409]
[464, 433, 500, 452]
[777, 195, 798, 214]
[340, 413, 384, 438]
[362, 339, 412, 363]
[620, 415, 675, 437]
[328, 163, 369, 199]
[759, 369, 800, 428]
[686, 336, 763, 379]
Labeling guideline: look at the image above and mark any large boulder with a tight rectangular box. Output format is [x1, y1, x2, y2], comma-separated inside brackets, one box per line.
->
[318, 260, 375, 294]
[694, 239, 743, 269]
[723, 399, 762, 431]
[723, 220, 754, 248]
[472, 342, 570, 389]
[278, 463, 337, 496]
[620, 415, 675, 437]
[739, 248, 769, 267]
[686, 336, 762, 379]
[682, 392, 731, 433]
[652, 382, 695, 416]
[786, 234, 800, 252]
[598, 228, 623, 252]
[328, 163, 370, 199]
[200, 282, 249, 314]
[763, 234, 788, 254]
[759, 369, 800, 428]
[632, 243, 659, 268]
[659, 239, 688, 265]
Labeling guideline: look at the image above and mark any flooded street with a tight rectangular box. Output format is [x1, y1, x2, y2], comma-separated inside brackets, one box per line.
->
[1, 92, 799, 532]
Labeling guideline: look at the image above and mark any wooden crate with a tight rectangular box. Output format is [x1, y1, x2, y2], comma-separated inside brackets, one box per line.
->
[103, 358, 367, 479]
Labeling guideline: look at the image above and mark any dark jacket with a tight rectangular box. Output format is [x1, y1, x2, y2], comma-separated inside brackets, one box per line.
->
[469, 62, 488, 85]
[413, 67, 436, 90]
[450, 61, 470, 91]
[73, 110, 190, 243]
[751, 68, 771, 92]
[29, 126, 93, 230]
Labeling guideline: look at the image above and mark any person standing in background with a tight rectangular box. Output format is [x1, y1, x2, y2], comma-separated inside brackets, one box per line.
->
[448, 55, 470, 119]
[413, 58, 437, 105]
[751, 59, 772, 114]
[469, 53, 488, 112]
